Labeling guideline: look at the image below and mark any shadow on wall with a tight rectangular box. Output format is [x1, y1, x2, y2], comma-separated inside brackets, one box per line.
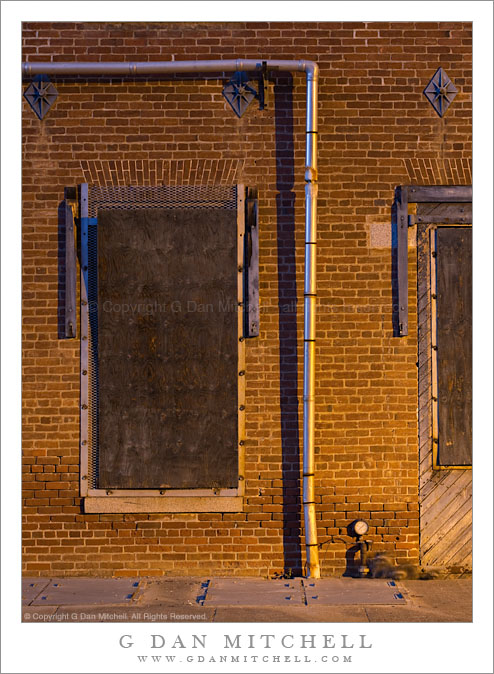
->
[274, 73, 303, 577]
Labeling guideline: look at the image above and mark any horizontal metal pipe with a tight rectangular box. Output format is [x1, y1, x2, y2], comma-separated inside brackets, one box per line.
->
[22, 59, 311, 78]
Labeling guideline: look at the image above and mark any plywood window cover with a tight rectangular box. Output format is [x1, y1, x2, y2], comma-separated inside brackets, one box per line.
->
[80, 183, 246, 513]
[429, 223, 472, 471]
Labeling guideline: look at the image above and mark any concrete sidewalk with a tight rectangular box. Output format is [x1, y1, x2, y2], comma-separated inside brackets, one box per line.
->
[22, 576, 472, 623]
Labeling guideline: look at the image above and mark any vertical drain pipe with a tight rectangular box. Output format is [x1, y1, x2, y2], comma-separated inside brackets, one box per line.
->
[22, 56, 321, 577]
[303, 62, 321, 578]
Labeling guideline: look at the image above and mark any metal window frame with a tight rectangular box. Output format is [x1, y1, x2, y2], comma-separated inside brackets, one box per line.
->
[394, 184, 472, 337]
[79, 183, 247, 513]
[429, 223, 473, 471]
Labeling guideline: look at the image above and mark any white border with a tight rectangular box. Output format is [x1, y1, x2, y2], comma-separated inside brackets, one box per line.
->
[2, 2, 493, 673]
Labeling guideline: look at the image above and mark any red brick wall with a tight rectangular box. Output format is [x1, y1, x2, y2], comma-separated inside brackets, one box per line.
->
[22, 21, 472, 577]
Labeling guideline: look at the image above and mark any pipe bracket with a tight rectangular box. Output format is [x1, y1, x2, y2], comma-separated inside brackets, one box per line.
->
[305, 167, 318, 182]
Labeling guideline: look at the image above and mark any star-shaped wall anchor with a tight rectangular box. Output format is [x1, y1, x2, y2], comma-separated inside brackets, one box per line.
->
[423, 67, 458, 118]
[24, 75, 58, 120]
[222, 72, 258, 118]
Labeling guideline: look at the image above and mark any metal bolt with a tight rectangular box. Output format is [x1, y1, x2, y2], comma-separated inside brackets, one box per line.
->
[432, 345, 438, 351]
[82, 370, 87, 376]
[239, 370, 245, 376]
[239, 337, 245, 342]
[160, 490, 165, 495]
[81, 404, 88, 410]
[82, 475, 87, 480]
[238, 265, 243, 272]
[431, 294, 437, 300]
[239, 440, 245, 446]
[106, 490, 113, 495]
[239, 475, 245, 481]
[239, 405, 245, 411]
[81, 440, 87, 446]
[81, 300, 87, 306]
[82, 335, 87, 341]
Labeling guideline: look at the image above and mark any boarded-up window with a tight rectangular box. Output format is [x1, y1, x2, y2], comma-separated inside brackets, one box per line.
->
[431, 227, 472, 467]
[96, 208, 239, 489]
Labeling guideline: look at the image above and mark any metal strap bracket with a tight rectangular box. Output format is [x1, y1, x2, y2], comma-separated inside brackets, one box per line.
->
[244, 186, 259, 337]
[63, 188, 78, 339]
[257, 60, 269, 110]
[394, 184, 472, 337]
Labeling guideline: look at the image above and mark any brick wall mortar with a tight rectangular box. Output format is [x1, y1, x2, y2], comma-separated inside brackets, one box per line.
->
[22, 21, 471, 577]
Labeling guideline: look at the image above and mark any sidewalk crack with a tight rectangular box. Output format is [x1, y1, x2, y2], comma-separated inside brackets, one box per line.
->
[300, 579, 308, 606]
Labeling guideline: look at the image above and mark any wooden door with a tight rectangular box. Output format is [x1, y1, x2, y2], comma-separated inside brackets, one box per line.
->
[418, 221, 472, 572]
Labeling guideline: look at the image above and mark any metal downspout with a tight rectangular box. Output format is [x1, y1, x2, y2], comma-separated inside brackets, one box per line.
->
[22, 57, 321, 578]
[303, 63, 321, 578]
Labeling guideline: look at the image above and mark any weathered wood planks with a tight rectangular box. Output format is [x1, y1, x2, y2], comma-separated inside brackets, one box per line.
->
[435, 227, 472, 466]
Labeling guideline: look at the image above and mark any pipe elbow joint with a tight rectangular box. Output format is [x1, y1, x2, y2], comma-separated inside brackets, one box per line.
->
[302, 60, 319, 81]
